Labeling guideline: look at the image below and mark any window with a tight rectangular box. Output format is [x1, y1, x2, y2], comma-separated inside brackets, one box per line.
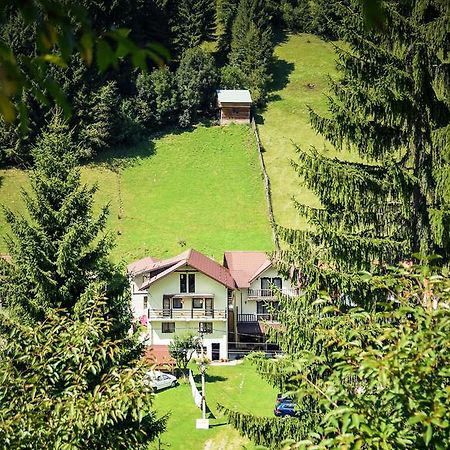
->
[173, 298, 183, 309]
[180, 273, 187, 293]
[261, 277, 282, 294]
[162, 322, 175, 333]
[180, 273, 195, 293]
[193, 298, 203, 309]
[272, 277, 282, 289]
[188, 273, 195, 293]
[143, 296, 148, 309]
[199, 322, 213, 334]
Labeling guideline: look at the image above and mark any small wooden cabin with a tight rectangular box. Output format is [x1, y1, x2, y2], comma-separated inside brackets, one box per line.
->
[217, 89, 252, 125]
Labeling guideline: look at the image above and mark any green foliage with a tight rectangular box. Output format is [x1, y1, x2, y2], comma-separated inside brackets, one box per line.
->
[168, 332, 200, 372]
[220, 64, 248, 89]
[0, 112, 130, 334]
[216, 0, 240, 55]
[278, 0, 312, 33]
[80, 81, 123, 156]
[228, 0, 274, 105]
[176, 47, 218, 127]
[225, 263, 450, 449]
[170, 0, 216, 57]
[277, 0, 450, 297]
[134, 67, 179, 128]
[0, 1, 168, 124]
[0, 284, 166, 449]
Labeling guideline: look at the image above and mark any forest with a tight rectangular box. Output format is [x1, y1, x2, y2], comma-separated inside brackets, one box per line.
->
[0, 0, 339, 166]
[0, 0, 449, 449]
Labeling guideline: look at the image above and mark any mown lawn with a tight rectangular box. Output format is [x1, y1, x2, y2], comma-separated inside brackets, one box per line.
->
[258, 33, 340, 229]
[149, 360, 278, 450]
[0, 124, 273, 263]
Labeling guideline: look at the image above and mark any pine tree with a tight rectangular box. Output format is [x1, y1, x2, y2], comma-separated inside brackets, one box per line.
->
[229, 0, 274, 105]
[0, 111, 129, 332]
[216, 0, 240, 55]
[275, 0, 450, 301]
[170, 0, 216, 57]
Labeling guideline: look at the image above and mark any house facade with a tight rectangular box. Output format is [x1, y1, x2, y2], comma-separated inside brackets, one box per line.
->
[128, 249, 296, 361]
[224, 251, 298, 346]
[128, 249, 235, 361]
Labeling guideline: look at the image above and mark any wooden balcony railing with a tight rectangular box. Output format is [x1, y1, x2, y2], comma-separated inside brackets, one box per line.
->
[247, 288, 298, 299]
[237, 313, 279, 323]
[149, 309, 227, 320]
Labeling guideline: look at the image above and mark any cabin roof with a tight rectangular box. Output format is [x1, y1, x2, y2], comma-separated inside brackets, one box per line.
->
[217, 89, 252, 104]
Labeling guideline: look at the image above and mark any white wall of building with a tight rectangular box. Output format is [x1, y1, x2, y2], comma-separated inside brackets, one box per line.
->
[236, 266, 295, 316]
[130, 265, 229, 360]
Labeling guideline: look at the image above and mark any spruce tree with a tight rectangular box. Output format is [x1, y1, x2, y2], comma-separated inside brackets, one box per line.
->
[0, 111, 129, 332]
[170, 0, 216, 56]
[229, 0, 274, 105]
[275, 0, 450, 301]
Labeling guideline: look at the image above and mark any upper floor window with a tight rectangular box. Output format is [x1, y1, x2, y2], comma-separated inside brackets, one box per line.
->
[261, 277, 282, 292]
[173, 298, 183, 309]
[193, 298, 203, 309]
[180, 273, 195, 293]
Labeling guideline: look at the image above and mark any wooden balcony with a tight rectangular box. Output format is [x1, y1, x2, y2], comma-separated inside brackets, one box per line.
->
[247, 288, 298, 299]
[148, 309, 227, 320]
[237, 313, 278, 323]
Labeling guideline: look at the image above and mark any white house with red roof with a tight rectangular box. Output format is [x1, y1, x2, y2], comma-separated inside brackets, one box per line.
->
[128, 248, 297, 360]
[128, 249, 235, 361]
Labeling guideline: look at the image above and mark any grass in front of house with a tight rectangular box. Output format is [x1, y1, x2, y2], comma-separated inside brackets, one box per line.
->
[0, 124, 273, 263]
[149, 360, 278, 450]
[257, 33, 339, 230]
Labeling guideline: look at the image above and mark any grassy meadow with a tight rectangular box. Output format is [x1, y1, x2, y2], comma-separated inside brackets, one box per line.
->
[0, 124, 273, 263]
[258, 33, 339, 229]
[150, 360, 277, 450]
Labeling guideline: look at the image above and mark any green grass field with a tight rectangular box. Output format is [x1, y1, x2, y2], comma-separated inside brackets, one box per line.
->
[0, 124, 273, 263]
[258, 33, 339, 229]
[150, 360, 277, 450]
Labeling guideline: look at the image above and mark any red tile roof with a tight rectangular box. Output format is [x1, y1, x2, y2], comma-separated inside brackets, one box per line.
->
[130, 249, 236, 290]
[223, 251, 272, 288]
[127, 256, 160, 274]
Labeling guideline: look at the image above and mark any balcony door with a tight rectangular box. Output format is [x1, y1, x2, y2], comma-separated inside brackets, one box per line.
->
[205, 298, 214, 317]
[163, 295, 171, 317]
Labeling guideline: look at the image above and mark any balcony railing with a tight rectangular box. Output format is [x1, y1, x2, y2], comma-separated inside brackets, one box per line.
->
[237, 313, 279, 323]
[149, 309, 227, 320]
[247, 288, 298, 299]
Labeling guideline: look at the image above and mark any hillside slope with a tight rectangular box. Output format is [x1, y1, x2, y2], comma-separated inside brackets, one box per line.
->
[0, 124, 273, 263]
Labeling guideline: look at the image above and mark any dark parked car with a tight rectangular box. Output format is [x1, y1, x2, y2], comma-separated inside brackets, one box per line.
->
[275, 392, 294, 406]
[274, 401, 299, 418]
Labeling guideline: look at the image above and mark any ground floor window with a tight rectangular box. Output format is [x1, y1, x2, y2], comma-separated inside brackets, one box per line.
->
[199, 322, 213, 334]
[162, 322, 175, 333]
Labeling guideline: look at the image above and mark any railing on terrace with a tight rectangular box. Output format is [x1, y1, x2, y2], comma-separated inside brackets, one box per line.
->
[237, 313, 279, 323]
[247, 288, 298, 299]
[148, 309, 227, 320]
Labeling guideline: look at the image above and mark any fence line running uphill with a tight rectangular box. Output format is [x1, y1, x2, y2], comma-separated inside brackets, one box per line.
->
[251, 118, 280, 251]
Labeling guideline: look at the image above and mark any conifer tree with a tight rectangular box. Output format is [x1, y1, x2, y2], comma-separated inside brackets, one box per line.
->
[275, 0, 450, 301]
[170, 0, 215, 56]
[216, 0, 240, 55]
[229, 0, 274, 104]
[0, 111, 129, 332]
